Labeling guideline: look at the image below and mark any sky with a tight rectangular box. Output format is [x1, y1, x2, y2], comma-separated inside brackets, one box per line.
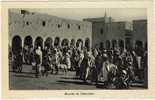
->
[26, 8, 147, 22]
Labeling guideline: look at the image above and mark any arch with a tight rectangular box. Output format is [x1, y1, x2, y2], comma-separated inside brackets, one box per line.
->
[23, 36, 33, 64]
[135, 40, 143, 49]
[12, 35, 22, 55]
[135, 40, 144, 56]
[44, 37, 53, 49]
[34, 36, 43, 49]
[61, 38, 69, 47]
[118, 39, 124, 48]
[105, 40, 110, 49]
[112, 40, 117, 49]
[125, 37, 132, 50]
[70, 39, 75, 47]
[24, 35, 33, 48]
[99, 42, 104, 50]
[76, 39, 83, 48]
[85, 38, 90, 51]
[54, 37, 60, 47]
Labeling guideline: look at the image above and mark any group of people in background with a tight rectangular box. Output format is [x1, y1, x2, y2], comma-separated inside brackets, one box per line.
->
[10, 43, 148, 89]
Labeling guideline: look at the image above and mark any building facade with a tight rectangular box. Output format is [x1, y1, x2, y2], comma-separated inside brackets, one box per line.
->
[9, 9, 147, 54]
[84, 15, 147, 51]
[9, 9, 92, 53]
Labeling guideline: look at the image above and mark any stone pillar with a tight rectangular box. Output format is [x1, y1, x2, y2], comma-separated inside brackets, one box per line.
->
[83, 38, 85, 48]
[21, 37, 24, 49]
[82, 39, 84, 50]
[110, 40, 112, 49]
[33, 37, 36, 49]
[68, 39, 71, 47]
[59, 38, 62, 48]
[116, 40, 119, 48]
[43, 37, 46, 49]
[21, 37, 25, 63]
[31, 37, 34, 49]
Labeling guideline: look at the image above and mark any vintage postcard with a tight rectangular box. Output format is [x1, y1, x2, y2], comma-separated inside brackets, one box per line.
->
[1, 1, 155, 99]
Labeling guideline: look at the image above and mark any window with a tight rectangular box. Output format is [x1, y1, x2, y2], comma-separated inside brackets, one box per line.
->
[58, 24, 61, 28]
[67, 24, 70, 29]
[26, 21, 29, 25]
[119, 40, 124, 48]
[42, 21, 46, 27]
[78, 25, 81, 30]
[100, 28, 103, 34]
[112, 40, 117, 49]
[106, 40, 110, 49]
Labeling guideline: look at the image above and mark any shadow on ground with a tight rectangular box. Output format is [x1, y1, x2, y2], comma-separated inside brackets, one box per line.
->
[13, 74, 35, 78]
[57, 80, 93, 85]
[60, 77, 77, 80]
[9, 71, 35, 74]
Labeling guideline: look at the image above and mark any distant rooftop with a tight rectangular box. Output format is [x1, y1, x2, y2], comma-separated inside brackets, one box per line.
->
[83, 16, 114, 23]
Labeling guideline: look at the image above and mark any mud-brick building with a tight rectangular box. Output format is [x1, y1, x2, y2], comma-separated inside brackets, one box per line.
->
[132, 20, 147, 50]
[84, 16, 147, 51]
[9, 9, 147, 55]
[9, 9, 92, 54]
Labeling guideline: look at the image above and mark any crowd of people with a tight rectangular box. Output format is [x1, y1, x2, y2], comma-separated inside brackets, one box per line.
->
[11, 43, 148, 89]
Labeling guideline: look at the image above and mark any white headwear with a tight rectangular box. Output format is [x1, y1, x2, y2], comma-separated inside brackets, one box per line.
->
[38, 46, 41, 50]
[122, 70, 127, 75]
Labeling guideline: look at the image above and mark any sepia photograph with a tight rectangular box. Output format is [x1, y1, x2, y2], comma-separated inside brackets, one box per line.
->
[8, 8, 148, 90]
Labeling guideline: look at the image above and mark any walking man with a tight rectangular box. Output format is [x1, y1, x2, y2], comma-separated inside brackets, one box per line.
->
[34, 46, 42, 78]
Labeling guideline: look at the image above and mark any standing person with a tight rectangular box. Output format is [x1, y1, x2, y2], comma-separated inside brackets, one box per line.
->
[70, 48, 77, 71]
[53, 48, 59, 74]
[88, 51, 96, 84]
[73, 49, 80, 78]
[131, 50, 139, 78]
[126, 52, 135, 83]
[113, 48, 120, 65]
[78, 50, 84, 79]
[65, 52, 71, 70]
[12, 52, 23, 72]
[17, 52, 23, 72]
[106, 61, 118, 88]
[135, 45, 144, 80]
[34, 46, 42, 78]
[101, 54, 109, 84]
[42, 48, 52, 77]
[42, 46, 48, 67]
[23, 45, 27, 64]
[94, 52, 103, 84]
[31, 49, 36, 70]
[29, 47, 34, 65]
[80, 51, 89, 82]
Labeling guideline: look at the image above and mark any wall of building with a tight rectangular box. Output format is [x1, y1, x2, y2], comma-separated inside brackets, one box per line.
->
[9, 9, 147, 50]
[9, 9, 92, 48]
[132, 20, 147, 48]
[88, 21, 126, 48]
[84, 17, 147, 49]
